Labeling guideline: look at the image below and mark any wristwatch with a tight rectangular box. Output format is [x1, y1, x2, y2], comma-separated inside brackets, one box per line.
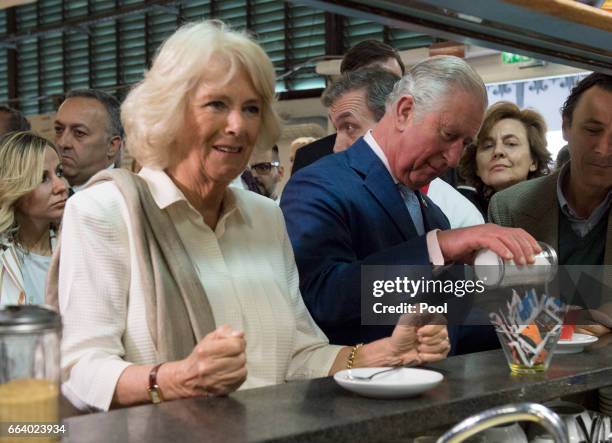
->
[147, 363, 164, 404]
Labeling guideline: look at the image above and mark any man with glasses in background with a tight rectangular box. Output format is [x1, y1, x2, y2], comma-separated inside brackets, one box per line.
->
[250, 145, 284, 202]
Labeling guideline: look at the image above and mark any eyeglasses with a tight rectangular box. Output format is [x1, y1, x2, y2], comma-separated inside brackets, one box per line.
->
[250, 161, 280, 175]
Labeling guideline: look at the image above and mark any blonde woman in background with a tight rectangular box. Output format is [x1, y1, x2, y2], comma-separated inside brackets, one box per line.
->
[0, 132, 68, 304]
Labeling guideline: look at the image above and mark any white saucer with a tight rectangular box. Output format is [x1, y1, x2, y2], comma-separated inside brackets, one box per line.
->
[334, 367, 443, 399]
[555, 333, 598, 354]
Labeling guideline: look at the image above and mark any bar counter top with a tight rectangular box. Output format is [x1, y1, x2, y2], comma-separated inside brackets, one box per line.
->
[63, 339, 612, 443]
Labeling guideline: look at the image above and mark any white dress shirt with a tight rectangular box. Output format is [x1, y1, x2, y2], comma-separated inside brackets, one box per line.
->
[59, 167, 340, 411]
[426, 178, 485, 229]
[229, 173, 247, 190]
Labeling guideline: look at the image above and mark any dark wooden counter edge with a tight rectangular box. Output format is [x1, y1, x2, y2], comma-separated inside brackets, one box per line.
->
[62, 345, 612, 443]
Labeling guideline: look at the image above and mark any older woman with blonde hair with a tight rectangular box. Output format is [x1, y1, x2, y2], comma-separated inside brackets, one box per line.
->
[0, 132, 68, 304]
[50, 20, 449, 412]
[458, 101, 552, 218]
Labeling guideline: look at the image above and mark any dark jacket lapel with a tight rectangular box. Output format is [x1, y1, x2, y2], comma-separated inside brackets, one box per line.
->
[418, 191, 451, 231]
[346, 138, 418, 240]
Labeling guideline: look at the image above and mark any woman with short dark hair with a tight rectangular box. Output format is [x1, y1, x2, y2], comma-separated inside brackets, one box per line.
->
[458, 101, 552, 218]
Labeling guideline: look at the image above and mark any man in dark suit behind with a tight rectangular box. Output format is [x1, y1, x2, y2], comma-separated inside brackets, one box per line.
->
[281, 56, 541, 353]
[291, 40, 405, 175]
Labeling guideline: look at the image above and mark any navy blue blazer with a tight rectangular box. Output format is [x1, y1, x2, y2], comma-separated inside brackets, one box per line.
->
[281, 137, 451, 345]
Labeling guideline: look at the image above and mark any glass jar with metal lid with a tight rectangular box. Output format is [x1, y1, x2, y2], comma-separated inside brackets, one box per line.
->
[0, 305, 61, 432]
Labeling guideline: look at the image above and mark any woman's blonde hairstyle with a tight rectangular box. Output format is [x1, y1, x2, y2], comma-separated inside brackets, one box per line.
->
[458, 101, 551, 195]
[0, 131, 57, 239]
[122, 20, 281, 169]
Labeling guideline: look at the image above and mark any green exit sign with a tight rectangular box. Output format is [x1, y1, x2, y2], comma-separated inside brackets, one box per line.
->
[502, 52, 534, 64]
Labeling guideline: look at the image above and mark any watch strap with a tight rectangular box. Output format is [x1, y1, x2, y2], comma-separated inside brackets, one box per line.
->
[147, 362, 164, 404]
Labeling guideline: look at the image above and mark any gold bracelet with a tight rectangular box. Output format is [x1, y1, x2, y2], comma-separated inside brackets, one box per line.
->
[346, 343, 363, 369]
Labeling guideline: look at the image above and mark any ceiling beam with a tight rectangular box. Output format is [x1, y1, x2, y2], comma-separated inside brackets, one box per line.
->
[288, 0, 612, 74]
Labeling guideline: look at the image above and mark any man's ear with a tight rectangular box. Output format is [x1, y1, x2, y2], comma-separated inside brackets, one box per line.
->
[107, 135, 122, 160]
[278, 165, 285, 179]
[394, 95, 414, 132]
[561, 118, 570, 142]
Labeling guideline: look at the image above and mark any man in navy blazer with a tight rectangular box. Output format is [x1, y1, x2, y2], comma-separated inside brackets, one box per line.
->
[281, 56, 542, 353]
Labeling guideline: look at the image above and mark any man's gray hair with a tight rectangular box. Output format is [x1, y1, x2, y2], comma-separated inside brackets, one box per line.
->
[65, 89, 124, 140]
[386, 56, 487, 116]
[322, 67, 400, 122]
